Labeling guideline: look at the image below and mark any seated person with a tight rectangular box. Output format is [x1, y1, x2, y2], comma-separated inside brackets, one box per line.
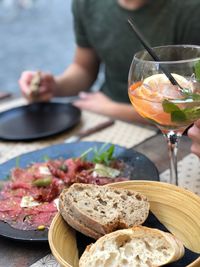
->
[19, 0, 200, 123]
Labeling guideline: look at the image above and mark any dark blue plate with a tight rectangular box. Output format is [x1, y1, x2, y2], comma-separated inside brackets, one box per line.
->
[0, 141, 159, 242]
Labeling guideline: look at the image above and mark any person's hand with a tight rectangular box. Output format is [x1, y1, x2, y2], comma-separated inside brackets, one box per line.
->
[187, 119, 200, 157]
[18, 71, 56, 102]
[73, 91, 116, 116]
[73, 91, 145, 122]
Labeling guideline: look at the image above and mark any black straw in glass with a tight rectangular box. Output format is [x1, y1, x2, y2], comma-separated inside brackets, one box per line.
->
[128, 18, 183, 89]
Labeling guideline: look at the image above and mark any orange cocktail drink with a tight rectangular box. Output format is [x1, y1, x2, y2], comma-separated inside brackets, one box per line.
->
[128, 74, 200, 135]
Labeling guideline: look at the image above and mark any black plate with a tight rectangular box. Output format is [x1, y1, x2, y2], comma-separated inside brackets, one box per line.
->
[0, 102, 81, 141]
[0, 141, 159, 242]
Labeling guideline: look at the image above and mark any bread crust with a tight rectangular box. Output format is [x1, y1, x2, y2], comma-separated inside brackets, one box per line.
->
[63, 208, 102, 240]
[59, 188, 102, 239]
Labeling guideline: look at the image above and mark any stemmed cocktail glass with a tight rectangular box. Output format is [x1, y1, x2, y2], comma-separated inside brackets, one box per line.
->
[128, 45, 200, 185]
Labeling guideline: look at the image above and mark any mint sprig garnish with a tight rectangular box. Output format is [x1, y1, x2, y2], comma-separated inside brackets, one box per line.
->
[162, 100, 180, 113]
[162, 100, 186, 122]
[177, 61, 200, 100]
[171, 110, 187, 122]
[184, 106, 200, 121]
[162, 99, 200, 123]
[181, 90, 200, 100]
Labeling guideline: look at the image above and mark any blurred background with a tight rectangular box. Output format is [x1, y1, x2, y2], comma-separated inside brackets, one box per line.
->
[0, 0, 75, 96]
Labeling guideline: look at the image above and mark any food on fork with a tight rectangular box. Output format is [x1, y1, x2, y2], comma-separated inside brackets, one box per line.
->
[59, 183, 150, 239]
[29, 71, 41, 97]
[79, 226, 185, 267]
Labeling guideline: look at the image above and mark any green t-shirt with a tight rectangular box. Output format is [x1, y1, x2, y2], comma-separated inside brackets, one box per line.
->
[72, 0, 200, 103]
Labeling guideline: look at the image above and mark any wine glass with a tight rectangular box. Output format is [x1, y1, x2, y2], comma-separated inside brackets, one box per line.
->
[128, 45, 200, 185]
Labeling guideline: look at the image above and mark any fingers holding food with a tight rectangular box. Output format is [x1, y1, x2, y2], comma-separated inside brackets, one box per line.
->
[29, 71, 42, 98]
[19, 71, 36, 100]
[19, 70, 56, 102]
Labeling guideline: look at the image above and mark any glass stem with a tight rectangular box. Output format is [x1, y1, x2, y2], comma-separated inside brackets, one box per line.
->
[164, 131, 181, 185]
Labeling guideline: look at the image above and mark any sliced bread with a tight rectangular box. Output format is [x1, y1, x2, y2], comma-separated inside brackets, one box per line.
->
[59, 183, 150, 239]
[59, 196, 102, 240]
[79, 226, 185, 267]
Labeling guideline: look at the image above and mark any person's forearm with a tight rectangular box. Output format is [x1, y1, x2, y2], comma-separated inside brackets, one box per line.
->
[109, 102, 150, 124]
[53, 63, 97, 97]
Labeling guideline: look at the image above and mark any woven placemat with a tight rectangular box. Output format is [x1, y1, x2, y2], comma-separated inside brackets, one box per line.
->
[160, 153, 200, 196]
[30, 254, 60, 267]
[0, 98, 157, 164]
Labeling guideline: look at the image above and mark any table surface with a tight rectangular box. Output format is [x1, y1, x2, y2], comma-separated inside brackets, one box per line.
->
[0, 98, 194, 267]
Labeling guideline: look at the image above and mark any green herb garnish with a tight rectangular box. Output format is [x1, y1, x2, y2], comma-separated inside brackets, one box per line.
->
[162, 100, 180, 113]
[162, 100, 186, 122]
[92, 144, 115, 165]
[162, 99, 200, 123]
[184, 106, 200, 121]
[79, 144, 115, 165]
[181, 90, 200, 101]
[79, 148, 93, 161]
[43, 155, 50, 162]
[171, 110, 187, 122]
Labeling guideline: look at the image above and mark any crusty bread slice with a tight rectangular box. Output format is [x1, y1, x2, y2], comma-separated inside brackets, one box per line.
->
[60, 198, 102, 240]
[79, 226, 185, 267]
[59, 183, 150, 239]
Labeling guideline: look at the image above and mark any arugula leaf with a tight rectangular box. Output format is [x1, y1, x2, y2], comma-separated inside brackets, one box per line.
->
[93, 144, 115, 165]
[79, 148, 93, 161]
[80, 144, 116, 165]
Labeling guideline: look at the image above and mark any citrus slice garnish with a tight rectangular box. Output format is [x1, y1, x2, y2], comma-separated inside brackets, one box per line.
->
[143, 73, 188, 88]
[129, 73, 191, 125]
